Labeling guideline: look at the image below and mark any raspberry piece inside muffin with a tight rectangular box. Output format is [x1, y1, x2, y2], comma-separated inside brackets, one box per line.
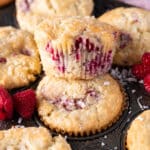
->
[0, 57, 7, 63]
[20, 0, 33, 12]
[20, 49, 31, 56]
[44, 89, 100, 111]
[119, 32, 132, 49]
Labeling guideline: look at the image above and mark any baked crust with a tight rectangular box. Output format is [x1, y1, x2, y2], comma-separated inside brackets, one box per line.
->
[126, 110, 150, 150]
[0, 127, 71, 150]
[0, 26, 41, 89]
[16, 0, 94, 33]
[98, 7, 150, 66]
[0, 0, 13, 7]
[34, 17, 119, 79]
[36, 74, 125, 136]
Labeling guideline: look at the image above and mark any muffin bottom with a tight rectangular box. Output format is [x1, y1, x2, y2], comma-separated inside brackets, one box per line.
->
[36, 74, 125, 136]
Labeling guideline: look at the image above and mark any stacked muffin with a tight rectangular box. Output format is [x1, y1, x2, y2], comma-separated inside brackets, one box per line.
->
[35, 16, 125, 136]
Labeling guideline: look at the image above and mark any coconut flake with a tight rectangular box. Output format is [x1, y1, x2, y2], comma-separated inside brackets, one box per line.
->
[128, 110, 132, 114]
[137, 96, 143, 110]
[137, 116, 144, 121]
[110, 67, 137, 85]
[101, 142, 105, 147]
[76, 100, 86, 108]
[136, 96, 149, 110]
[17, 117, 23, 124]
[103, 135, 107, 139]
[139, 80, 143, 84]
[131, 89, 136, 93]
[104, 81, 110, 86]
[64, 135, 68, 140]
[114, 146, 118, 150]
[127, 118, 130, 122]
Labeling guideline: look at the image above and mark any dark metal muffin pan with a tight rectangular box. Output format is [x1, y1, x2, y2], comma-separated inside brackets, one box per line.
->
[0, 1, 150, 149]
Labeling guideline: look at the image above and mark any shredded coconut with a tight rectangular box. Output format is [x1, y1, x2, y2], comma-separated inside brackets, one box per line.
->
[137, 116, 144, 121]
[64, 135, 68, 140]
[131, 89, 136, 93]
[128, 110, 132, 114]
[139, 80, 143, 84]
[127, 118, 130, 122]
[101, 142, 105, 147]
[137, 96, 143, 110]
[104, 81, 110, 86]
[110, 67, 137, 85]
[103, 135, 107, 139]
[142, 106, 149, 109]
[17, 117, 23, 124]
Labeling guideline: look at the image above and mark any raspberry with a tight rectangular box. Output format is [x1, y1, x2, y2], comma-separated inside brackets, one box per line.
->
[0, 111, 6, 120]
[0, 86, 13, 120]
[0, 57, 7, 63]
[132, 64, 145, 79]
[144, 74, 150, 93]
[132, 52, 150, 79]
[13, 89, 36, 119]
[143, 64, 150, 76]
[142, 52, 150, 66]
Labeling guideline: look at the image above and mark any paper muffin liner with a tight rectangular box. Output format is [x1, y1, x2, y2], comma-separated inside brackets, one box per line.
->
[45, 36, 115, 80]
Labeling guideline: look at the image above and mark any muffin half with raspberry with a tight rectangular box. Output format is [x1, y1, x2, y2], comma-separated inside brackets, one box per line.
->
[16, 0, 94, 33]
[36, 74, 125, 136]
[34, 17, 119, 79]
[98, 7, 150, 66]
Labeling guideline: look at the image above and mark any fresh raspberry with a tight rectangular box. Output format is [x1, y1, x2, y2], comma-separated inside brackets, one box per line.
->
[13, 89, 36, 119]
[144, 74, 150, 93]
[143, 64, 150, 76]
[132, 52, 150, 79]
[142, 52, 150, 66]
[0, 111, 6, 120]
[132, 64, 145, 79]
[0, 86, 13, 120]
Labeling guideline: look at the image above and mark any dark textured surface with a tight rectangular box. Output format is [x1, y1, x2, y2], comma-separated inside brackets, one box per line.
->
[0, 1, 150, 150]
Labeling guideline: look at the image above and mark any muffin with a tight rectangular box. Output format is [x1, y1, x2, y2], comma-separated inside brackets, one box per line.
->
[16, 0, 94, 33]
[0, 0, 13, 7]
[126, 110, 150, 150]
[98, 7, 150, 66]
[34, 16, 119, 79]
[0, 127, 71, 150]
[36, 74, 125, 136]
[0, 26, 41, 89]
